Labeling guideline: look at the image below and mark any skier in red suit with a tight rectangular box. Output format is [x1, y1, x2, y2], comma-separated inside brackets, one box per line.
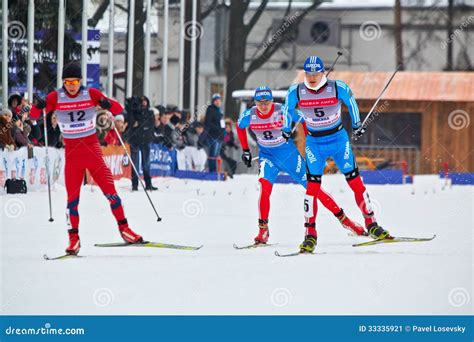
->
[30, 61, 143, 255]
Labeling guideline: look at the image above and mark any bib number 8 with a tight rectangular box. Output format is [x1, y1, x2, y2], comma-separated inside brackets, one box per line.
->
[262, 131, 274, 140]
[67, 110, 86, 122]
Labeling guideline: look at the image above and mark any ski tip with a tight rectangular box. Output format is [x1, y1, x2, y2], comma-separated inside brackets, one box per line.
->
[274, 251, 281, 257]
[43, 254, 51, 260]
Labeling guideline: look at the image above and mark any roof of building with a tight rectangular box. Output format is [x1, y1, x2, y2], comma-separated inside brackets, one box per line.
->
[295, 71, 474, 102]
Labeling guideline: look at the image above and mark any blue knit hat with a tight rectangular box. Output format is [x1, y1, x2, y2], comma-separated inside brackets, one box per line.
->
[303, 56, 324, 73]
[254, 86, 273, 101]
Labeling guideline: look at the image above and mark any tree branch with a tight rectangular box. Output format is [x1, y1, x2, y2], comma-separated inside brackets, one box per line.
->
[244, 0, 269, 36]
[115, 3, 128, 13]
[88, 0, 110, 27]
[246, 0, 322, 75]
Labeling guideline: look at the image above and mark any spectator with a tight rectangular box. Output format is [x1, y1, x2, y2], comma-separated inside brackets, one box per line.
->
[22, 105, 42, 145]
[126, 95, 156, 191]
[183, 122, 208, 171]
[11, 113, 30, 148]
[104, 114, 127, 146]
[153, 110, 173, 148]
[0, 109, 16, 151]
[204, 93, 225, 173]
[196, 123, 208, 151]
[40, 112, 64, 148]
[7, 93, 22, 115]
[169, 114, 186, 151]
[220, 120, 238, 177]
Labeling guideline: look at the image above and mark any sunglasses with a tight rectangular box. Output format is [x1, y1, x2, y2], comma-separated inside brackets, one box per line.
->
[64, 79, 81, 86]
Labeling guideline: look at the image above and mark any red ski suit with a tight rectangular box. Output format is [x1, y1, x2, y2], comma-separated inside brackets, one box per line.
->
[31, 87, 127, 230]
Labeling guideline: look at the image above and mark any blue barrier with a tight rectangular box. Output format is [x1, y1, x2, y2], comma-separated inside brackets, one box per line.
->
[148, 144, 177, 177]
[360, 170, 405, 184]
[439, 172, 474, 185]
[174, 170, 225, 181]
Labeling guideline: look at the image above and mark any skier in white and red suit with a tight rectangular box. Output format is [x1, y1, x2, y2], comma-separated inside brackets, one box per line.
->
[30, 61, 143, 255]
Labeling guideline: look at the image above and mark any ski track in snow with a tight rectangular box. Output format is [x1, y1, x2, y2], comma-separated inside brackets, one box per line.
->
[1, 175, 472, 315]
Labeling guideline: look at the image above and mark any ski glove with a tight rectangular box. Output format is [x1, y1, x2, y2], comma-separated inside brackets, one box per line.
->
[241, 150, 252, 168]
[99, 98, 112, 109]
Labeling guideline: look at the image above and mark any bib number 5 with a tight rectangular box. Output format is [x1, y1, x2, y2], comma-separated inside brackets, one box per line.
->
[314, 107, 325, 118]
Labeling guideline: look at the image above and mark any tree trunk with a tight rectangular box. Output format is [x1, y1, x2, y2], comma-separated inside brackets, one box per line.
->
[132, 0, 145, 96]
[224, 0, 248, 120]
[446, 0, 454, 70]
[394, 0, 404, 70]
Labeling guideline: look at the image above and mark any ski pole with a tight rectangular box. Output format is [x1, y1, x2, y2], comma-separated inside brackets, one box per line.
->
[113, 125, 163, 222]
[325, 51, 343, 78]
[353, 64, 401, 140]
[43, 110, 54, 222]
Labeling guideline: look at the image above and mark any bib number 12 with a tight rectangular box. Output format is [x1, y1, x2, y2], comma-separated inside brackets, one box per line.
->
[67, 111, 86, 122]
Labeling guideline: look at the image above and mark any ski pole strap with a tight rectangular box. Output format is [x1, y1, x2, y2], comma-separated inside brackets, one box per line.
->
[306, 124, 343, 137]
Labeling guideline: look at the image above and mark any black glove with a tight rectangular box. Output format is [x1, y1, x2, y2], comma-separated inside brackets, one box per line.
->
[282, 130, 291, 142]
[99, 98, 112, 109]
[36, 97, 46, 110]
[241, 150, 252, 168]
[353, 126, 366, 138]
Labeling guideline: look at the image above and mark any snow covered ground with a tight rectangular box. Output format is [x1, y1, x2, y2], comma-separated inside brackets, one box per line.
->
[1, 175, 472, 315]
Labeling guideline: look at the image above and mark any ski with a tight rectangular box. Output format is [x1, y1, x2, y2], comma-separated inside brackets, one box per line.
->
[94, 241, 203, 250]
[347, 232, 369, 237]
[274, 250, 326, 257]
[43, 254, 84, 261]
[352, 234, 436, 247]
[233, 243, 278, 250]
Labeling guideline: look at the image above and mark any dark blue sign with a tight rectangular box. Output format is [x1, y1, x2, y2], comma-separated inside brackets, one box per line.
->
[149, 143, 177, 177]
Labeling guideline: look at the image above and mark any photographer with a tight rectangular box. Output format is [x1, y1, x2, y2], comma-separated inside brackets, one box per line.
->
[126, 96, 157, 191]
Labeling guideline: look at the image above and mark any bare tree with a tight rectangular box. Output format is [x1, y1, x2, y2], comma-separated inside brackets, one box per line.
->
[394, 0, 404, 70]
[224, 0, 321, 119]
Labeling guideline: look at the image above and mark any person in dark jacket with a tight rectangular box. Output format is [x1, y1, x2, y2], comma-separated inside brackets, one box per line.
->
[126, 95, 157, 191]
[39, 111, 63, 148]
[204, 93, 225, 172]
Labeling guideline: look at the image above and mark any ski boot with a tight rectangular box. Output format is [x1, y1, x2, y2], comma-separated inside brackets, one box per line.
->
[65, 229, 81, 255]
[367, 223, 391, 239]
[118, 219, 143, 244]
[254, 219, 269, 244]
[335, 210, 366, 236]
[299, 235, 317, 253]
